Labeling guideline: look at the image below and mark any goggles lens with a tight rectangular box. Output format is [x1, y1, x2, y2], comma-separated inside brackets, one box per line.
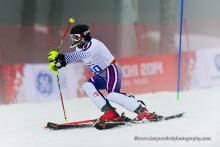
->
[70, 34, 82, 42]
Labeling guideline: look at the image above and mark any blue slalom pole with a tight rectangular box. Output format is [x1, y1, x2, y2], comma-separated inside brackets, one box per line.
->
[177, 0, 184, 100]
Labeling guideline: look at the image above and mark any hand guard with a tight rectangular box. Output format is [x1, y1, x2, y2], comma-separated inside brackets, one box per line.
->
[48, 50, 67, 74]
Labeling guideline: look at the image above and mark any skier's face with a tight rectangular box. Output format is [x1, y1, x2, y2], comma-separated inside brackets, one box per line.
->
[70, 34, 83, 48]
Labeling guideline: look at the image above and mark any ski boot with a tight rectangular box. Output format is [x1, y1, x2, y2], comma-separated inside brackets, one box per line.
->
[135, 105, 162, 121]
[99, 108, 121, 121]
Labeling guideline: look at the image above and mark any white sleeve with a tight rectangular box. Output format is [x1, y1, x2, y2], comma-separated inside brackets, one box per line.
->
[64, 51, 88, 64]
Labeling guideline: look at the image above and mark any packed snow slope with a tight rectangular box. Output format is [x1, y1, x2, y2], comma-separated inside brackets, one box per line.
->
[0, 87, 220, 147]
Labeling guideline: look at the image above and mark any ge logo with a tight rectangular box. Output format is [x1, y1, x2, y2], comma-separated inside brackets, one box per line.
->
[215, 54, 220, 70]
[36, 72, 53, 95]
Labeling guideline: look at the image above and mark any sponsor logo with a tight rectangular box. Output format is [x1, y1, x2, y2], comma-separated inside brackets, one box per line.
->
[36, 72, 53, 95]
[215, 54, 220, 70]
[93, 92, 99, 97]
[121, 62, 163, 78]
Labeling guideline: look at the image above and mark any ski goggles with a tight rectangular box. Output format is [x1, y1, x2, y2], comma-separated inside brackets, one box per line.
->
[70, 30, 90, 42]
[70, 34, 82, 42]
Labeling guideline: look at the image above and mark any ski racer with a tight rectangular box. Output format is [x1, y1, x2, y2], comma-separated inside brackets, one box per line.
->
[48, 24, 159, 121]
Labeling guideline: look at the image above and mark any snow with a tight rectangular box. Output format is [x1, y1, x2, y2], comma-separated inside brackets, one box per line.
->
[0, 87, 220, 147]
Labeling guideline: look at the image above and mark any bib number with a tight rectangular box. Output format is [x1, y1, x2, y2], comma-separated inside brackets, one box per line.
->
[90, 65, 102, 74]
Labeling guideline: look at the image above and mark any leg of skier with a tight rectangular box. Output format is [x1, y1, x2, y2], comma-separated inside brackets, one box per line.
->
[104, 62, 158, 120]
[83, 61, 158, 121]
[82, 75, 121, 121]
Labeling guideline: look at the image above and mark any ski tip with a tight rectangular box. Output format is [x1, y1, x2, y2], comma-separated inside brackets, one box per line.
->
[46, 122, 60, 130]
[45, 122, 59, 130]
[179, 112, 185, 116]
[178, 112, 185, 118]
[44, 122, 52, 129]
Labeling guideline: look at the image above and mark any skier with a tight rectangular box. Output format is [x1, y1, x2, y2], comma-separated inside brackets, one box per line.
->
[48, 24, 159, 121]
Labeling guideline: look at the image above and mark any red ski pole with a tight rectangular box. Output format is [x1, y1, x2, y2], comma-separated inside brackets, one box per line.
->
[55, 17, 75, 121]
[57, 17, 75, 51]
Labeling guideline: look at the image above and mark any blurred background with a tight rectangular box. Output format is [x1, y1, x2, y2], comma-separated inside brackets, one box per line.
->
[1, 0, 220, 104]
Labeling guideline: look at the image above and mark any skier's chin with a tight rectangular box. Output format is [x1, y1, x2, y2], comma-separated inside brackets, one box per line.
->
[70, 43, 77, 48]
[70, 42, 84, 49]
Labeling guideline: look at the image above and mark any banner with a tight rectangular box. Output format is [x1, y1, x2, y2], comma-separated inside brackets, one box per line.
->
[0, 64, 24, 104]
[18, 63, 84, 102]
[1, 63, 84, 103]
[77, 53, 192, 95]
[119, 54, 190, 94]
[189, 48, 220, 88]
[1, 52, 193, 103]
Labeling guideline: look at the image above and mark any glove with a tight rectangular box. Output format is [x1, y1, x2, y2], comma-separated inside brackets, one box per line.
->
[48, 62, 59, 75]
[48, 50, 59, 62]
[48, 50, 67, 74]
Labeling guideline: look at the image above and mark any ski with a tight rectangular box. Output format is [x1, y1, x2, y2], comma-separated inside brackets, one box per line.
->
[46, 119, 97, 130]
[94, 112, 185, 130]
[45, 112, 184, 130]
[46, 122, 94, 130]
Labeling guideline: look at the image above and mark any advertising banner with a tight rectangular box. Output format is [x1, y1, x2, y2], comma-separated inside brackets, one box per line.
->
[189, 48, 220, 88]
[18, 63, 84, 102]
[1, 63, 84, 103]
[77, 53, 191, 95]
[1, 52, 193, 103]
[119, 54, 183, 94]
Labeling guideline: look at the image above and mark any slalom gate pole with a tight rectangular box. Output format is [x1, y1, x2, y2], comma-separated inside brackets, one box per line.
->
[177, 0, 184, 100]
